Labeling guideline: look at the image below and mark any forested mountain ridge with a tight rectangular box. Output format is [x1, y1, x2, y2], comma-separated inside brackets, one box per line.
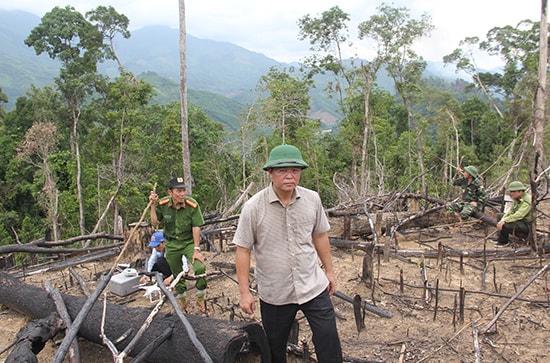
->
[0, 9, 470, 130]
[0, 10, 292, 129]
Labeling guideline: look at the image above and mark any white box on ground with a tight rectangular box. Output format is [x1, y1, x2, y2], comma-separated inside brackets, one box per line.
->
[108, 268, 141, 296]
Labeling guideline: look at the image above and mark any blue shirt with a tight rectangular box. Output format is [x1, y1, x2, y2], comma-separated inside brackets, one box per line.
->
[146, 248, 165, 273]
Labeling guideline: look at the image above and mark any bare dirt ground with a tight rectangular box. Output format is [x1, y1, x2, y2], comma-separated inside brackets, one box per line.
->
[0, 204, 549, 363]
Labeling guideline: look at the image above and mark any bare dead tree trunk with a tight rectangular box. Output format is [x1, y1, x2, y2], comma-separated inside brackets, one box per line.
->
[71, 107, 85, 237]
[534, 0, 548, 176]
[531, 0, 549, 249]
[359, 66, 373, 197]
[179, 0, 192, 194]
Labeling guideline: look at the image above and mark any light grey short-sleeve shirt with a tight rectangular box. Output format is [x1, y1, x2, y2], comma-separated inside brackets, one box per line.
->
[233, 184, 330, 305]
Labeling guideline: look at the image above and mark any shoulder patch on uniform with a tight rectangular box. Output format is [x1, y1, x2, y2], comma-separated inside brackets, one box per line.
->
[185, 199, 198, 208]
[159, 197, 170, 206]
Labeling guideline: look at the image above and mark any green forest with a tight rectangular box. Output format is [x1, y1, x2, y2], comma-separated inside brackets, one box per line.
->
[0, 3, 548, 255]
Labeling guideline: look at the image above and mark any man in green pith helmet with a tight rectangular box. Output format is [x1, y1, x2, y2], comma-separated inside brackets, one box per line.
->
[149, 177, 207, 313]
[495, 181, 532, 247]
[447, 165, 488, 222]
[234, 144, 342, 363]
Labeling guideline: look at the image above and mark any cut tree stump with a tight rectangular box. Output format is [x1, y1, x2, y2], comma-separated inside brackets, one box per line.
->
[0, 272, 269, 363]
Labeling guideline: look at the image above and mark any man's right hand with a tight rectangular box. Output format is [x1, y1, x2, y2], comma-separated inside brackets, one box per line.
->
[149, 191, 158, 204]
[239, 292, 255, 315]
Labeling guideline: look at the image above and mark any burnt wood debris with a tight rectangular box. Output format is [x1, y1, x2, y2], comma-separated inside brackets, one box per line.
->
[0, 191, 548, 362]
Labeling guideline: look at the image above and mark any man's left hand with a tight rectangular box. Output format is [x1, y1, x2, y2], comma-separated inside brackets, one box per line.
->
[193, 249, 205, 263]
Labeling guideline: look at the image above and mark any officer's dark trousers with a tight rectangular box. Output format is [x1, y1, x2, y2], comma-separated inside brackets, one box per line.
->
[260, 289, 342, 363]
[497, 220, 530, 244]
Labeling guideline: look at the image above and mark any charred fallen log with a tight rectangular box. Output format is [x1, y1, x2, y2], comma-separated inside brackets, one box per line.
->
[328, 208, 456, 238]
[10, 249, 121, 279]
[0, 233, 124, 255]
[0, 272, 269, 362]
[5, 313, 65, 363]
[327, 203, 500, 239]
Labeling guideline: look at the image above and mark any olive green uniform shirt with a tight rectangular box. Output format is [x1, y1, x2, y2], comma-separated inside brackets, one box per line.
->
[503, 193, 532, 223]
[156, 196, 205, 243]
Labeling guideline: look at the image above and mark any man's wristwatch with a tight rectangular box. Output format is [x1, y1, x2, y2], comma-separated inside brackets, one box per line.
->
[194, 246, 201, 252]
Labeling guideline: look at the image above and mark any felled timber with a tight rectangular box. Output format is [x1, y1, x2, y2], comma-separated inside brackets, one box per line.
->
[0, 272, 269, 362]
[328, 209, 456, 238]
[327, 207, 502, 240]
[329, 238, 373, 251]
[472, 211, 498, 226]
[326, 192, 505, 240]
[10, 249, 121, 279]
[0, 233, 124, 254]
[393, 243, 550, 258]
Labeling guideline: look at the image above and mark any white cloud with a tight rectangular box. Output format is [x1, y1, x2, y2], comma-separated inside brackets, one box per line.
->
[0, 0, 543, 67]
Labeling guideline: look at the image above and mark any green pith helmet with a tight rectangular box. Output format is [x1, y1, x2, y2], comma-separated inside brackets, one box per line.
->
[508, 181, 526, 191]
[464, 165, 478, 178]
[262, 144, 309, 171]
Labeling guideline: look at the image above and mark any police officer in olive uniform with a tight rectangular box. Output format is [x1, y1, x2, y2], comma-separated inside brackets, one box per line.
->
[447, 165, 488, 221]
[149, 177, 207, 312]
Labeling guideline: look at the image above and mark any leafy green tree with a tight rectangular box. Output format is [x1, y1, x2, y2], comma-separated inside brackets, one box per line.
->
[365, 4, 433, 193]
[85, 72, 154, 235]
[86, 5, 131, 69]
[299, 6, 375, 197]
[24, 5, 138, 238]
[25, 5, 105, 235]
[298, 6, 354, 107]
[0, 87, 65, 244]
[446, 19, 545, 185]
[480, 20, 544, 171]
[443, 37, 504, 118]
[256, 67, 312, 143]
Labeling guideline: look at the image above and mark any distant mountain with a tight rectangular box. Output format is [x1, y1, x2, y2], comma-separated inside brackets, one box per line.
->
[0, 10, 60, 103]
[0, 10, 301, 129]
[110, 26, 281, 104]
[0, 10, 472, 130]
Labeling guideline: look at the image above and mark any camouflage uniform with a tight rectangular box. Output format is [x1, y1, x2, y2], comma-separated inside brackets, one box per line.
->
[447, 173, 488, 220]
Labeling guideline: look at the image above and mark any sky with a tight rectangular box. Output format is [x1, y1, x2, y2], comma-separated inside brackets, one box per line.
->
[0, 0, 544, 69]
